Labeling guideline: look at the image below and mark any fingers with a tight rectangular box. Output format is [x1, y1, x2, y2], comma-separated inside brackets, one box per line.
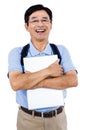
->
[54, 59, 60, 64]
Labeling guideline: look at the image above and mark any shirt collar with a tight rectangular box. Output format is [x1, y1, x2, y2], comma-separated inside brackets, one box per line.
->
[29, 41, 52, 56]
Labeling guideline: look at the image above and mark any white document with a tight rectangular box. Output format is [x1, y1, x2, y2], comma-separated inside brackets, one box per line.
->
[23, 55, 64, 109]
[24, 55, 58, 72]
[26, 88, 64, 109]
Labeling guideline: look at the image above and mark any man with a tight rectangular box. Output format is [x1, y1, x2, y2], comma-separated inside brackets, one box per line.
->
[8, 4, 78, 130]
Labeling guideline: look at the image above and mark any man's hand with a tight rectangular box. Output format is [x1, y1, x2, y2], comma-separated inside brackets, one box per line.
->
[47, 59, 63, 77]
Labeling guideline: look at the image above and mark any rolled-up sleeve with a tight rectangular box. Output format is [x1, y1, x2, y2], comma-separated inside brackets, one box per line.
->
[59, 45, 76, 73]
[8, 47, 22, 73]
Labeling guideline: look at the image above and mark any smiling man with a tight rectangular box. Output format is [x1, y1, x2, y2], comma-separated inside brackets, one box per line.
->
[8, 4, 78, 130]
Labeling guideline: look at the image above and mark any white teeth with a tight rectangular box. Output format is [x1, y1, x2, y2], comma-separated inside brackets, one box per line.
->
[36, 29, 44, 32]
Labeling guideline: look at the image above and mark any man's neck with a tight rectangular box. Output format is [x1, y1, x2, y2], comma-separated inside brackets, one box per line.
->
[31, 39, 48, 51]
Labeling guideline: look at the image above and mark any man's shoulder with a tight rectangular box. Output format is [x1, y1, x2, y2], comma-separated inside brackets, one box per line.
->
[55, 44, 66, 49]
[8, 46, 24, 56]
[53, 44, 67, 52]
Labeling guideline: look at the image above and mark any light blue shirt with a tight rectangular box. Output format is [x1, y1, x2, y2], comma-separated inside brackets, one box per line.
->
[8, 41, 76, 112]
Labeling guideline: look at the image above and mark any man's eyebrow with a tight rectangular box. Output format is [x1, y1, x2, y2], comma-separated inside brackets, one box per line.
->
[42, 17, 49, 19]
[30, 16, 37, 20]
[30, 16, 49, 20]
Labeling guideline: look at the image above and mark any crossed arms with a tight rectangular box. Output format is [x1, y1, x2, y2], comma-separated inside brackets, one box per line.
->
[9, 60, 78, 91]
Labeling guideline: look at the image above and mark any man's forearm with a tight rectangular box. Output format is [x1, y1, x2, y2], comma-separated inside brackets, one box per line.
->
[36, 71, 78, 90]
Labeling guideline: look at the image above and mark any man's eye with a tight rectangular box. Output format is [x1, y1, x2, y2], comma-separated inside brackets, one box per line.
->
[42, 19, 49, 23]
[32, 20, 38, 23]
[42, 20, 47, 22]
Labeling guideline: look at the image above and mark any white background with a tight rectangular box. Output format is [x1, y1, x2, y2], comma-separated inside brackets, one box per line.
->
[0, 0, 87, 129]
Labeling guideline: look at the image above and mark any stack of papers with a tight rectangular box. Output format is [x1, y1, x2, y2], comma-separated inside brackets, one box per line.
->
[23, 55, 64, 109]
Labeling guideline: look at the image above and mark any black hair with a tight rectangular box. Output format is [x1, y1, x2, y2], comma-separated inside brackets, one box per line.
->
[24, 4, 52, 25]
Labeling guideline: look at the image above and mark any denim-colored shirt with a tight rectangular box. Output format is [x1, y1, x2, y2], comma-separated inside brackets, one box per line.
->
[8, 41, 76, 112]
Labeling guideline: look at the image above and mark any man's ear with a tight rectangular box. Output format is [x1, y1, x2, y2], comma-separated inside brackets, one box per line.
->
[50, 23, 52, 30]
[24, 23, 29, 31]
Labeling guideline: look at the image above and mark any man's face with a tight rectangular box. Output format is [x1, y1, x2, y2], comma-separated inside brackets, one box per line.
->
[25, 10, 52, 42]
